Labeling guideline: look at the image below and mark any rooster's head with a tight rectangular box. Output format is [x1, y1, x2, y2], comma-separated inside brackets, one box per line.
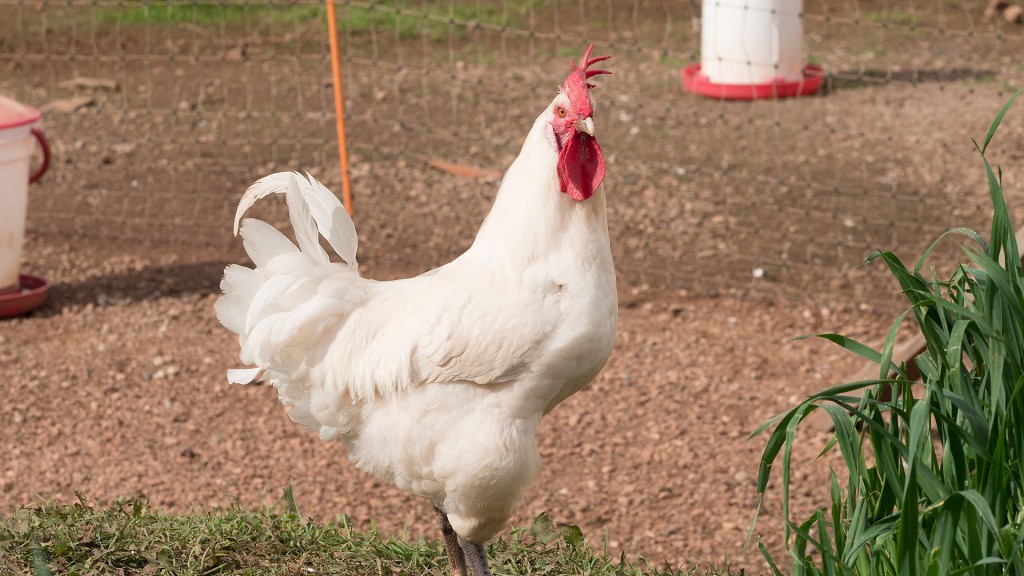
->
[550, 44, 611, 202]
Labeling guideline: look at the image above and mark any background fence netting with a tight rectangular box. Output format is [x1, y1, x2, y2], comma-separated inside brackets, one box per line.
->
[2, 0, 1023, 303]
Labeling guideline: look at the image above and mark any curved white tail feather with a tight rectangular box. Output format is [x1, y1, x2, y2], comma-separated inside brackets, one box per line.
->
[216, 172, 364, 406]
[233, 171, 358, 266]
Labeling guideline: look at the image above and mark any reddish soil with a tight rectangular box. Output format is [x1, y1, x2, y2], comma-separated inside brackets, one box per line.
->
[3, 232, 883, 574]
[4, 2, 1024, 574]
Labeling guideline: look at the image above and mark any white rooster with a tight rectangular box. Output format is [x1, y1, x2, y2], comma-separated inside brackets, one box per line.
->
[216, 45, 617, 576]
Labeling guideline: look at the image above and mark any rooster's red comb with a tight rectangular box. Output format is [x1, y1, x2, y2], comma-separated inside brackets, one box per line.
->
[562, 44, 611, 116]
[571, 44, 612, 88]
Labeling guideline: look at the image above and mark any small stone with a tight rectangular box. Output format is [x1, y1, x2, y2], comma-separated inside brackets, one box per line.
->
[41, 96, 94, 113]
[58, 76, 119, 91]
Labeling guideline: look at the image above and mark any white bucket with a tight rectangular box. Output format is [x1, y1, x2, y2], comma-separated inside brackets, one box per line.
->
[0, 95, 49, 293]
[700, 0, 804, 85]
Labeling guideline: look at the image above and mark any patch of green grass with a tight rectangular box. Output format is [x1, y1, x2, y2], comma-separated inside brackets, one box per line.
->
[866, 9, 919, 26]
[751, 90, 1024, 575]
[94, 1, 322, 27]
[340, 2, 511, 41]
[659, 53, 686, 68]
[386, 0, 577, 41]
[556, 45, 580, 58]
[2, 490, 738, 575]
[91, 1, 516, 40]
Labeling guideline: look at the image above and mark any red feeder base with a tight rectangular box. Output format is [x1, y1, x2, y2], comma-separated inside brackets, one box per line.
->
[0, 274, 50, 318]
[682, 64, 824, 100]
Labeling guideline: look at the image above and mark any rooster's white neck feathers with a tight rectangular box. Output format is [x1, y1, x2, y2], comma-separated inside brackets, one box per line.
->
[468, 102, 608, 270]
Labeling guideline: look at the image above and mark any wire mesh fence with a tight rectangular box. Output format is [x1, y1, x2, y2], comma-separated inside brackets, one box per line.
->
[2, 0, 1023, 301]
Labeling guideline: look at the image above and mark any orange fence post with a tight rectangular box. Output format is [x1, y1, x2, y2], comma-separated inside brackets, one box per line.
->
[325, 0, 353, 215]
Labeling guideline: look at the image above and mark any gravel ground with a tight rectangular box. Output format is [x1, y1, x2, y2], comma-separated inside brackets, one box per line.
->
[5, 3, 1024, 574]
[2, 230, 904, 574]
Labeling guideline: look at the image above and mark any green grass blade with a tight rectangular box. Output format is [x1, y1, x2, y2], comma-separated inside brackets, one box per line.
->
[980, 86, 1024, 154]
[914, 228, 988, 275]
[811, 333, 902, 376]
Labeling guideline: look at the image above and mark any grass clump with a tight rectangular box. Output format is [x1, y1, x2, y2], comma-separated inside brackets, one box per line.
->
[2, 488, 440, 575]
[751, 92, 1024, 574]
[341, 2, 511, 41]
[92, 1, 514, 41]
[94, 1, 323, 27]
[2, 489, 735, 575]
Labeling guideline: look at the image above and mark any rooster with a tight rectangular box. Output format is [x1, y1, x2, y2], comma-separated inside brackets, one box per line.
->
[216, 45, 616, 576]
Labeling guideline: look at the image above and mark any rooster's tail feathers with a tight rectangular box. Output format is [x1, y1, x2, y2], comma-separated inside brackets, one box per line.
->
[217, 171, 364, 387]
[234, 171, 358, 266]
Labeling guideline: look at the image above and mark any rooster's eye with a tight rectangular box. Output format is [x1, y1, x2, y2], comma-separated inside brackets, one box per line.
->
[556, 107, 567, 118]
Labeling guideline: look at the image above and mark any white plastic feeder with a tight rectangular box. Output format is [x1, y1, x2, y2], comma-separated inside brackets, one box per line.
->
[683, 0, 822, 99]
[0, 95, 50, 317]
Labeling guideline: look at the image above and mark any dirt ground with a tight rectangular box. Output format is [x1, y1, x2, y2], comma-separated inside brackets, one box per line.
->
[5, 2, 1024, 575]
[2, 231, 886, 574]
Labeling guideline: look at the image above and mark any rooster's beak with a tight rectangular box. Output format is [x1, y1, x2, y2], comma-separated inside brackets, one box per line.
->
[574, 117, 595, 137]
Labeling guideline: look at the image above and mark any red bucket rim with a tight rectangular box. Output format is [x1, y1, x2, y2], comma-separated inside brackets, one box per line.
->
[0, 95, 42, 131]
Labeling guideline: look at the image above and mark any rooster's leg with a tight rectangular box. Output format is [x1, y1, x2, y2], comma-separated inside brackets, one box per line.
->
[457, 536, 492, 576]
[433, 505, 468, 576]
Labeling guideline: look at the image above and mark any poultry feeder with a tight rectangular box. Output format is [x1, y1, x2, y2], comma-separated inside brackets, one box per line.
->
[683, 0, 822, 100]
[0, 95, 50, 318]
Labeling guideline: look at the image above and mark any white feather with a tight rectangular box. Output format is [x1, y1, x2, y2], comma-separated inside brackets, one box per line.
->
[233, 172, 290, 236]
[215, 264, 262, 334]
[303, 172, 359, 265]
[234, 171, 356, 265]
[239, 218, 299, 267]
[227, 367, 265, 385]
[283, 174, 328, 263]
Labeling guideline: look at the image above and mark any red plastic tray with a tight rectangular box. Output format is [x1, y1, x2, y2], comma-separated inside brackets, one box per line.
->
[682, 63, 824, 100]
[0, 274, 50, 318]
